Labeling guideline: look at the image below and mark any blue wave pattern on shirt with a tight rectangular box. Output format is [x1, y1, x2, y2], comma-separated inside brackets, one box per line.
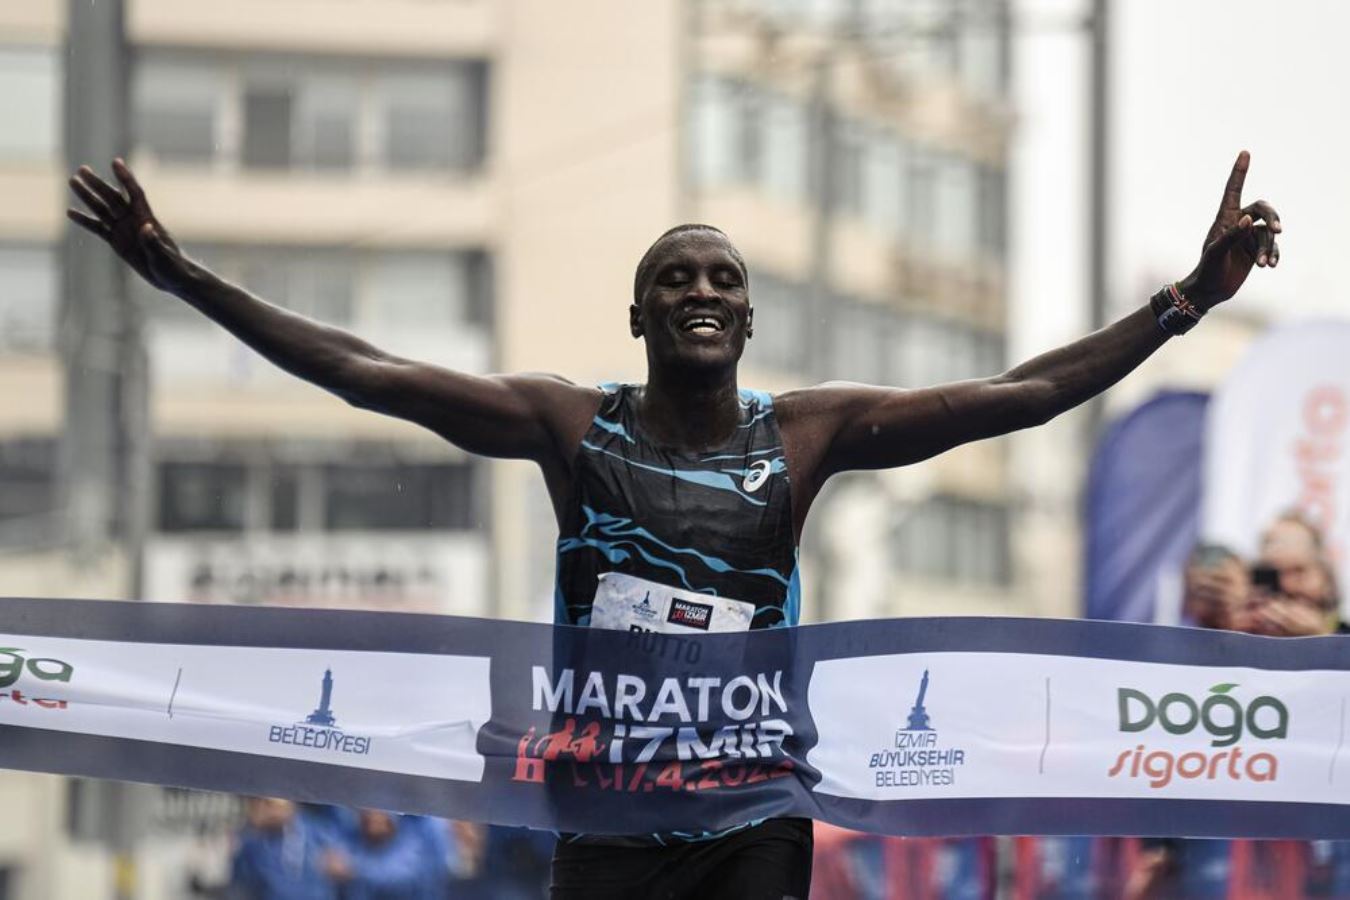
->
[554, 385, 799, 630]
[558, 506, 793, 594]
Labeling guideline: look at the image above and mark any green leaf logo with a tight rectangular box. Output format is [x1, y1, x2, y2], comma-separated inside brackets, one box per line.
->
[1210, 683, 1239, 694]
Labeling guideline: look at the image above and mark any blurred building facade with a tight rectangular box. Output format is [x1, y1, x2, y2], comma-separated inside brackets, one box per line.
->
[0, 0, 1034, 896]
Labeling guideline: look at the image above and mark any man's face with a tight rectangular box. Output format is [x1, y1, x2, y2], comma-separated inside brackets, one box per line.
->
[245, 797, 295, 832]
[359, 809, 397, 845]
[631, 232, 752, 373]
[1258, 520, 1333, 608]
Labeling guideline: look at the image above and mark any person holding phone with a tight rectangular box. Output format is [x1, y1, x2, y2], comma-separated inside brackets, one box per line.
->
[1240, 513, 1339, 637]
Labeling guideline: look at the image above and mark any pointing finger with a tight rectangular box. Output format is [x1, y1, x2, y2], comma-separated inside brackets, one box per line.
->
[1218, 150, 1250, 215]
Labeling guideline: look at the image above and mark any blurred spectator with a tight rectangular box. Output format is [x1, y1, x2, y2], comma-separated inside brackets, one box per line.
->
[1239, 511, 1340, 637]
[1129, 511, 1342, 897]
[1182, 543, 1249, 630]
[229, 797, 341, 900]
[321, 809, 427, 899]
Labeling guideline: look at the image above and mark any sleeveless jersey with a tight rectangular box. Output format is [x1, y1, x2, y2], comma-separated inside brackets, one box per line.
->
[554, 384, 800, 630]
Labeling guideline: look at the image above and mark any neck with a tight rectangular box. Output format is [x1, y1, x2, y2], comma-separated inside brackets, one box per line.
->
[639, 364, 741, 452]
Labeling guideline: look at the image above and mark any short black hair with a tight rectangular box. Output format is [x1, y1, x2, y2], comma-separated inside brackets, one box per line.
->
[632, 224, 748, 304]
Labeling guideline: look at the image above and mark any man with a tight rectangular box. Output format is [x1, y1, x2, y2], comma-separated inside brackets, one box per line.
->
[229, 797, 341, 900]
[1243, 511, 1340, 637]
[319, 810, 434, 900]
[69, 152, 1280, 899]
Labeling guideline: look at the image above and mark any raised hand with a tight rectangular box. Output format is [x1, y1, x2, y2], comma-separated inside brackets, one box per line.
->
[67, 159, 191, 292]
[1179, 150, 1282, 310]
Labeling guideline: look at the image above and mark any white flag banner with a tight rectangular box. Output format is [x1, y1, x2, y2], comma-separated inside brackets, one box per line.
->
[1202, 320, 1350, 598]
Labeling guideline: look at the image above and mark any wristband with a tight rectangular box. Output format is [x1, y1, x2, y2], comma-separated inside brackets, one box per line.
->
[1150, 283, 1204, 336]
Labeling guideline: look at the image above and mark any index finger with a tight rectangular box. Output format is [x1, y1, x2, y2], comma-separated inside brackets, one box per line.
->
[1218, 150, 1250, 214]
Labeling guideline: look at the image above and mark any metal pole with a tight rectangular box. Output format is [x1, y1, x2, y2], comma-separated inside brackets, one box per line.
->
[1086, 0, 1110, 438]
[64, 2, 152, 895]
[62, 0, 129, 564]
[804, 47, 838, 621]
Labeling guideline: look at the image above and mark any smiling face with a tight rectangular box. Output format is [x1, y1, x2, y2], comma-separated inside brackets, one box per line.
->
[630, 227, 752, 376]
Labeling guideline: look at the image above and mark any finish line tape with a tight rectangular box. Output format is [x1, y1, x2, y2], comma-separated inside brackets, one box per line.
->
[0, 596, 1347, 839]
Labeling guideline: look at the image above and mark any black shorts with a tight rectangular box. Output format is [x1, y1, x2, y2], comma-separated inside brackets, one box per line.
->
[549, 818, 814, 900]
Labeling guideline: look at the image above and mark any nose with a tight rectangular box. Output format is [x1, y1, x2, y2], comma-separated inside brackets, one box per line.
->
[683, 272, 719, 301]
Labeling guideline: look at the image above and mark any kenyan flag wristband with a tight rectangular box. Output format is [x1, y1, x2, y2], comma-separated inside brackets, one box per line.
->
[1150, 283, 1205, 336]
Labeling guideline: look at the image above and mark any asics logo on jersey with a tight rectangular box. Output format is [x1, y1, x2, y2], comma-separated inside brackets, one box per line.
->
[743, 460, 773, 493]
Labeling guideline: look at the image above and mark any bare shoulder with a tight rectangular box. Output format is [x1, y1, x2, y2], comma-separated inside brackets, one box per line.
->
[502, 372, 603, 404]
[504, 373, 604, 454]
[773, 381, 896, 427]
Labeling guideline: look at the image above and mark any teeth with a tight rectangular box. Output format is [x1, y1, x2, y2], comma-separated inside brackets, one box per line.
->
[684, 317, 722, 333]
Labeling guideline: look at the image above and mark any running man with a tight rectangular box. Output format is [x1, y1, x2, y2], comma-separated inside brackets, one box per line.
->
[68, 151, 1280, 899]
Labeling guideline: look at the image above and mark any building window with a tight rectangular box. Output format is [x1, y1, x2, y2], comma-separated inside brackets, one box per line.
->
[745, 273, 808, 373]
[829, 296, 890, 384]
[934, 156, 977, 260]
[890, 315, 1001, 386]
[862, 128, 904, 237]
[134, 59, 221, 164]
[976, 165, 1007, 259]
[139, 246, 488, 333]
[0, 439, 55, 524]
[323, 463, 475, 531]
[241, 85, 294, 169]
[894, 494, 1010, 585]
[134, 54, 487, 173]
[295, 76, 358, 170]
[0, 245, 56, 351]
[689, 75, 808, 203]
[380, 66, 486, 171]
[0, 47, 60, 161]
[159, 462, 249, 532]
[158, 456, 479, 534]
[366, 251, 477, 329]
[832, 120, 868, 219]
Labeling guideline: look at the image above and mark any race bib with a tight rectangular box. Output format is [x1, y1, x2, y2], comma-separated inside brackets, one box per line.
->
[590, 572, 755, 634]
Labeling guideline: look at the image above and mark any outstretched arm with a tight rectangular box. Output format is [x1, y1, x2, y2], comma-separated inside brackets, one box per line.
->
[67, 160, 599, 466]
[780, 151, 1280, 487]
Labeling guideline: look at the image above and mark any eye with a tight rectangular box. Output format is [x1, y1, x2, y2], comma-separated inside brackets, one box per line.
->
[660, 268, 691, 286]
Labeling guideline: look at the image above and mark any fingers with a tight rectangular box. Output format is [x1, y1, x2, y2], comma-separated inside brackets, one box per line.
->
[112, 158, 149, 210]
[73, 165, 128, 214]
[1242, 200, 1281, 232]
[68, 172, 115, 221]
[66, 208, 110, 239]
[1204, 213, 1253, 260]
[1218, 149, 1250, 214]
[1243, 200, 1282, 267]
[1253, 225, 1278, 267]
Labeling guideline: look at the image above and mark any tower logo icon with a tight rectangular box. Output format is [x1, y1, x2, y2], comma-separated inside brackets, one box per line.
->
[305, 668, 338, 727]
[904, 669, 933, 731]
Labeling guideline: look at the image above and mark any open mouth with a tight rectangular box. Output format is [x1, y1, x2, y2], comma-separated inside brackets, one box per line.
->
[679, 315, 726, 337]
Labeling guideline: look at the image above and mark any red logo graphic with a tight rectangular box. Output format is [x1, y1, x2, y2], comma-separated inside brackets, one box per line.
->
[512, 718, 606, 783]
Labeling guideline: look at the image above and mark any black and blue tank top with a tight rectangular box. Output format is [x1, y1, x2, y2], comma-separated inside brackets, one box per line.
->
[553, 384, 800, 629]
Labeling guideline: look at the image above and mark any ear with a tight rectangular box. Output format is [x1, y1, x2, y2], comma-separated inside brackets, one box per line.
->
[746, 306, 754, 339]
[629, 303, 643, 338]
